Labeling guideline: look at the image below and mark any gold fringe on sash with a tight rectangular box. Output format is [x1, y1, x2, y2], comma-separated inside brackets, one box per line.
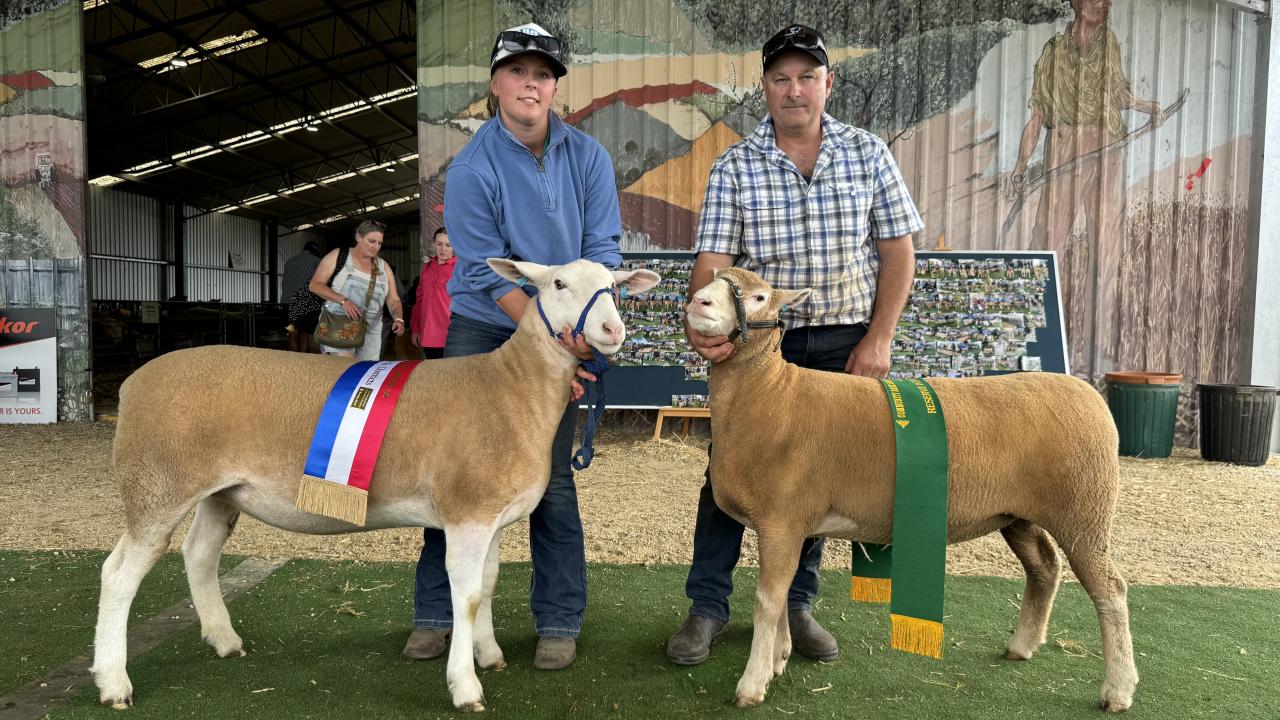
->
[851, 576, 893, 603]
[890, 614, 944, 659]
[296, 476, 368, 526]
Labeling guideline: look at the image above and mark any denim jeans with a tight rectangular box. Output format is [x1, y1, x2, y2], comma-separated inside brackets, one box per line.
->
[413, 313, 586, 638]
[685, 323, 868, 623]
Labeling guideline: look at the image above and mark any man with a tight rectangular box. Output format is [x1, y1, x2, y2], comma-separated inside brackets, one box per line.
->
[281, 240, 322, 352]
[1008, 0, 1163, 363]
[667, 24, 923, 666]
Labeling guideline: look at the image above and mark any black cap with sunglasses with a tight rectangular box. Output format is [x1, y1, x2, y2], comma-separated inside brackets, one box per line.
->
[490, 22, 567, 78]
[762, 24, 828, 71]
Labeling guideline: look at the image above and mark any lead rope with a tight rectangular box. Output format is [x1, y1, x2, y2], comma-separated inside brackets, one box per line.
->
[533, 285, 618, 470]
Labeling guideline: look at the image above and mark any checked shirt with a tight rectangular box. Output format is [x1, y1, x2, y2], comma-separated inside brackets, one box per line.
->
[696, 114, 923, 329]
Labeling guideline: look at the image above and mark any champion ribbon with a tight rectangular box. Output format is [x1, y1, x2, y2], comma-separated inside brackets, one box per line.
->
[850, 378, 949, 659]
[297, 360, 420, 524]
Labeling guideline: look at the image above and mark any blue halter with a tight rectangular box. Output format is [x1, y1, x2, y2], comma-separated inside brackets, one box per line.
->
[534, 285, 618, 470]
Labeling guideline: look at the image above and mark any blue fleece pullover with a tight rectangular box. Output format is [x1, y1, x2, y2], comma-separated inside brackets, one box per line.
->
[443, 111, 623, 330]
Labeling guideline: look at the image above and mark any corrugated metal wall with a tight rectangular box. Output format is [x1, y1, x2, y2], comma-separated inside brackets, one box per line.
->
[0, 0, 91, 420]
[88, 186, 168, 301]
[186, 209, 265, 302]
[89, 188, 295, 303]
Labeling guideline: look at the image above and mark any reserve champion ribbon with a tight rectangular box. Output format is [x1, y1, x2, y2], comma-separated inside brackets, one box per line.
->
[295, 360, 421, 526]
[850, 378, 948, 659]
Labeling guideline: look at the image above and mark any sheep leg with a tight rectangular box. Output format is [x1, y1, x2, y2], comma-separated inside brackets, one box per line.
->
[472, 529, 505, 671]
[182, 497, 245, 658]
[92, 527, 176, 709]
[443, 523, 495, 712]
[1059, 540, 1138, 712]
[735, 530, 802, 709]
[1000, 520, 1062, 660]
[773, 598, 791, 677]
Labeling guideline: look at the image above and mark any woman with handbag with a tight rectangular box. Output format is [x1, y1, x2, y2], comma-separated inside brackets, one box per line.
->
[307, 218, 405, 360]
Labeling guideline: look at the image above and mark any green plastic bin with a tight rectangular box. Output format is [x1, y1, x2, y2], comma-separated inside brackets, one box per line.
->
[1105, 372, 1182, 458]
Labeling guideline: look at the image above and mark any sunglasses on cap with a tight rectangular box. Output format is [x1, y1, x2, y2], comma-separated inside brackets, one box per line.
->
[763, 25, 826, 60]
[493, 30, 564, 61]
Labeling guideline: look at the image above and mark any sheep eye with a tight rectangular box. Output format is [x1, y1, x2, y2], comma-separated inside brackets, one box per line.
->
[554, 279, 567, 290]
[754, 294, 766, 302]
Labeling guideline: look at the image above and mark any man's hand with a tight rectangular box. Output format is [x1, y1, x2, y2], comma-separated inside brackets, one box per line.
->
[845, 335, 892, 378]
[684, 316, 735, 363]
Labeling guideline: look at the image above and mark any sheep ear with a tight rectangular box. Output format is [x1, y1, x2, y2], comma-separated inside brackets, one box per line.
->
[612, 269, 661, 294]
[487, 258, 553, 287]
[776, 288, 812, 308]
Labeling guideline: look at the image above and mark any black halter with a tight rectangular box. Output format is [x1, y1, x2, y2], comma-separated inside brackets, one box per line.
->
[716, 275, 784, 344]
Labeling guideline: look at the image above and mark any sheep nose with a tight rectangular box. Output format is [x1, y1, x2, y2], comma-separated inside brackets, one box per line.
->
[602, 321, 623, 340]
[695, 297, 712, 306]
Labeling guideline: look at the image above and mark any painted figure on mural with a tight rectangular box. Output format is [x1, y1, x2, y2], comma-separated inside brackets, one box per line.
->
[1007, 0, 1165, 365]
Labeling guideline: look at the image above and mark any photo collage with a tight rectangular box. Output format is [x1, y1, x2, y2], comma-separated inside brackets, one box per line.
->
[889, 257, 1050, 379]
[613, 256, 1052, 389]
[614, 258, 708, 382]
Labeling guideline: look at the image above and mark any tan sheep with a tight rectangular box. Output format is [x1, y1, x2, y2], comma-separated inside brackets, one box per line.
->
[92, 259, 660, 713]
[685, 267, 1136, 712]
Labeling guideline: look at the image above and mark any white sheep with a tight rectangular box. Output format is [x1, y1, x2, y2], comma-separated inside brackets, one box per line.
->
[685, 267, 1136, 712]
[92, 259, 660, 713]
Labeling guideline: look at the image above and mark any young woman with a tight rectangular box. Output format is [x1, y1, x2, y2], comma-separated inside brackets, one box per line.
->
[402, 22, 622, 671]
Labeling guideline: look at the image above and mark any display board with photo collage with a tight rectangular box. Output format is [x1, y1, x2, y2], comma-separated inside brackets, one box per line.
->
[890, 252, 1068, 379]
[596, 251, 1066, 408]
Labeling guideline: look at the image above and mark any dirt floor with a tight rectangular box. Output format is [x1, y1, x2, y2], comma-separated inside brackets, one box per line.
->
[6, 418, 1279, 588]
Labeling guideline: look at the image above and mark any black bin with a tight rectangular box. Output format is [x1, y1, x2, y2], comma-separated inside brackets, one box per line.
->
[1197, 384, 1278, 466]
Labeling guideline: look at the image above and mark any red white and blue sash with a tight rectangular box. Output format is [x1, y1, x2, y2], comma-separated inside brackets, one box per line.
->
[299, 360, 419, 521]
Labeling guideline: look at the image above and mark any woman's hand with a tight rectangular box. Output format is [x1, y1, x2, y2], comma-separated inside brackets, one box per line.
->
[558, 327, 597, 361]
[339, 298, 362, 319]
[391, 318, 405, 336]
[559, 329, 598, 403]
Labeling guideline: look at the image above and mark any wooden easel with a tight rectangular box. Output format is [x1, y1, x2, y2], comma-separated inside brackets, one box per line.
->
[652, 406, 711, 440]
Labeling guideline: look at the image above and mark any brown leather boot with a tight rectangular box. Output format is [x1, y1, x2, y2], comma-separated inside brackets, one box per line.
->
[533, 636, 577, 670]
[788, 609, 838, 661]
[401, 627, 450, 660]
[666, 613, 727, 665]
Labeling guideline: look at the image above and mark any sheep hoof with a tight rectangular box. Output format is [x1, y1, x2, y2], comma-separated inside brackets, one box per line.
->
[456, 701, 486, 713]
[734, 689, 766, 709]
[1101, 698, 1131, 713]
[102, 695, 132, 710]
[1005, 648, 1032, 661]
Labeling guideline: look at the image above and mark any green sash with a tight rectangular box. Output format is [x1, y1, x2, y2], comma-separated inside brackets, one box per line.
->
[850, 378, 948, 659]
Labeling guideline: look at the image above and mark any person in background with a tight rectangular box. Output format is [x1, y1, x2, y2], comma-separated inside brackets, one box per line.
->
[281, 240, 322, 352]
[411, 228, 456, 359]
[308, 219, 405, 360]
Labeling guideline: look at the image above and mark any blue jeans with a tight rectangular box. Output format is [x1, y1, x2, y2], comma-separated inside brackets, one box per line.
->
[685, 323, 868, 623]
[413, 314, 586, 638]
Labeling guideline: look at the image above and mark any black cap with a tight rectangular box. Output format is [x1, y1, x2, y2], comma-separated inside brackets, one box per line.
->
[762, 25, 828, 71]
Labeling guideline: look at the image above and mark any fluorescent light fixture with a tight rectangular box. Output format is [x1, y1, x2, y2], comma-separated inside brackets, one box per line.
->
[304, 123, 319, 132]
[139, 31, 267, 72]
[89, 175, 125, 188]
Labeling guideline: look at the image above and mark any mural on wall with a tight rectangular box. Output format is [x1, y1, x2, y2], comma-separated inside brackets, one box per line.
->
[419, 0, 1257, 442]
[0, 0, 90, 421]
